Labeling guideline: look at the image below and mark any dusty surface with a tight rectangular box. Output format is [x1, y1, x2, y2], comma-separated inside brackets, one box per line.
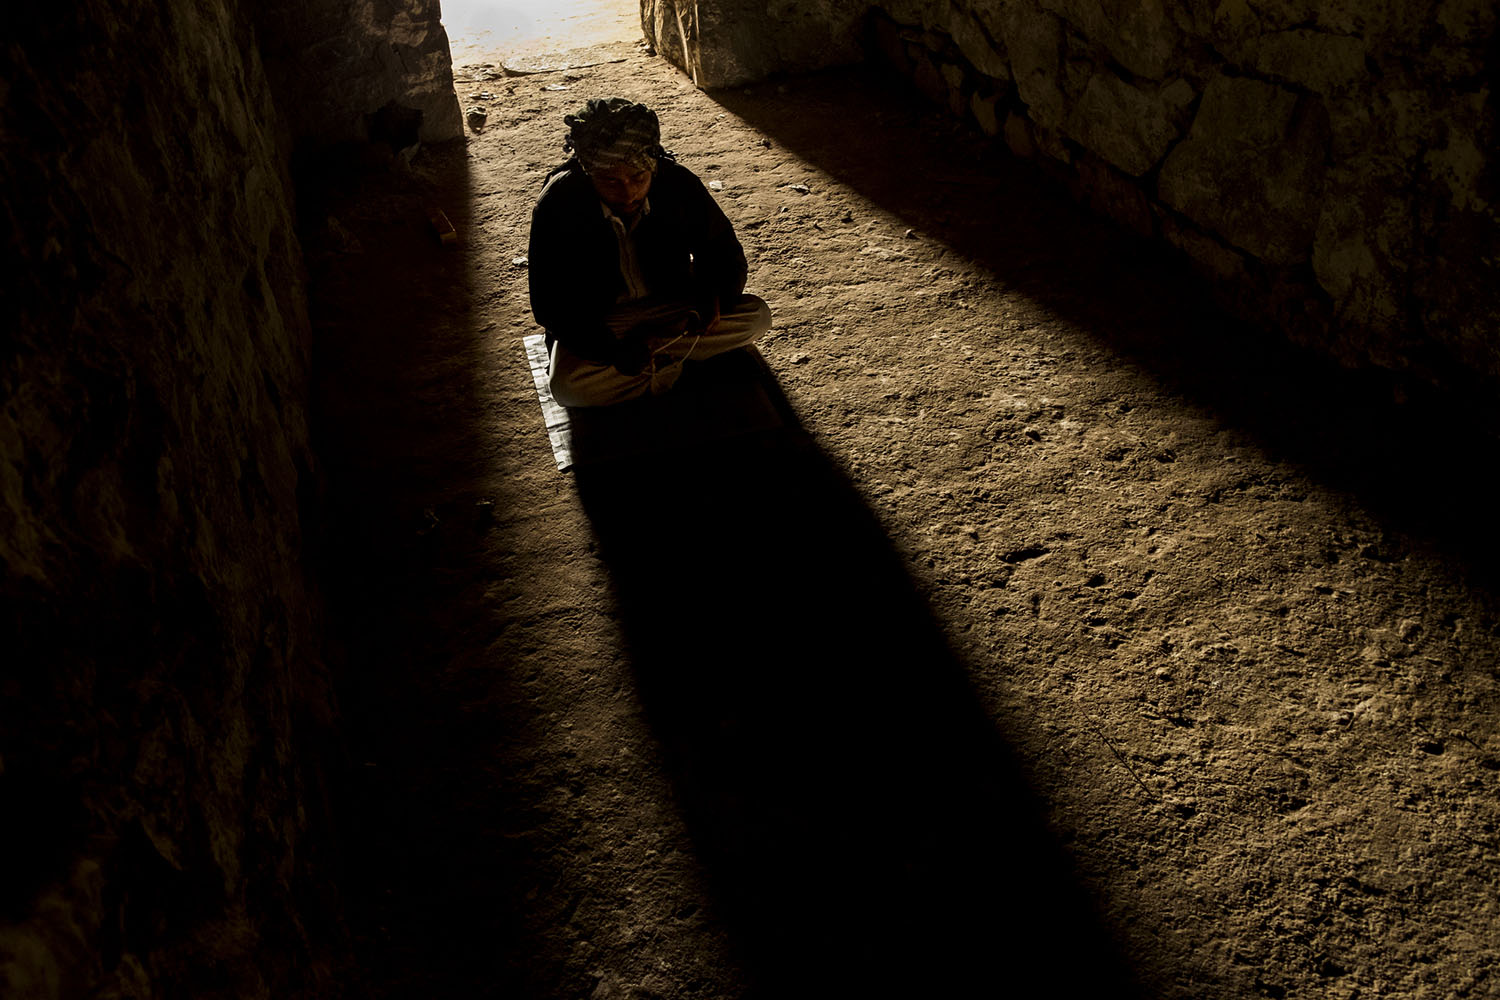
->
[305, 40, 1500, 1000]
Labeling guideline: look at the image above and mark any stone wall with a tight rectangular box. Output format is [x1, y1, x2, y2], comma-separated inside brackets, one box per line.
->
[643, 0, 867, 87]
[645, 0, 1500, 401]
[258, 0, 464, 148]
[0, 1, 361, 996]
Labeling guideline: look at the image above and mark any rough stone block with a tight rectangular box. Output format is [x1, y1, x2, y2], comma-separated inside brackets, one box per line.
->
[999, 2, 1068, 131]
[1251, 29, 1367, 96]
[1312, 191, 1405, 335]
[945, 2, 1010, 80]
[256, 0, 462, 146]
[1161, 211, 1250, 283]
[1074, 153, 1155, 236]
[1158, 75, 1331, 265]
[868, 9, 916, 75]
[1066, 71, 1194, 176]
[971, 90, 1003, 136]
[909, 45, 953, 106]
[1004, 110, 1038, 157]
[1038, 0, 1179, 79]
[643, 0, 864, 87]
[1033, 122, 1073, 164]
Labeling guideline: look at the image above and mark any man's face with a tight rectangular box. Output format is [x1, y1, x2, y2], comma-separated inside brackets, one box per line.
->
[587, 163, 654, 216]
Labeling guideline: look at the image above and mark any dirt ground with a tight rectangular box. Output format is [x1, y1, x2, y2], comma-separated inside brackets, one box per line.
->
[303, 38, 1500, 1000]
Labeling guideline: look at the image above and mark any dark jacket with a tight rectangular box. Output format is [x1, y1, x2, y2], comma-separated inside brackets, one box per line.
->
[528, 155, 749, 365]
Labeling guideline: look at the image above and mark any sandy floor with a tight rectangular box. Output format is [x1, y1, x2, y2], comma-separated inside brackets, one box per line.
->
[303, 32, 1500, 1000]
[442, 0, 640, 67]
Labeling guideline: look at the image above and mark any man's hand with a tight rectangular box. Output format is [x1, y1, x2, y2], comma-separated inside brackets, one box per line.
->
[612, 337, 651, 376]
[689, 296, 721, 335]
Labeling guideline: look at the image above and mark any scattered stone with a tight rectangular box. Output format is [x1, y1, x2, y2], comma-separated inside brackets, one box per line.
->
[542, 83, 570, 91]
[760, 138, 771, 148]
[512, 256, 529, 267]
[904, 228, 917, 239]
[708, 179, 724, 191]
[466, 106, 488, 131]
[786, 183, 810, 194]
[790, 352, 811, 364]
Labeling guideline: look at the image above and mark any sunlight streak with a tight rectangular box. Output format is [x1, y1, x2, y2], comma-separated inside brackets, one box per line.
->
[442, 0, 639, 64]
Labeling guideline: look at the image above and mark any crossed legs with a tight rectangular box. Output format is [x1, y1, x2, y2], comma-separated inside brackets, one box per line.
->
[547, 294, 772, 408]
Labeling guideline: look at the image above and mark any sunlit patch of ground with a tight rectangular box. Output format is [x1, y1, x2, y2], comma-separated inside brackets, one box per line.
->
[442, 0, 639, 66]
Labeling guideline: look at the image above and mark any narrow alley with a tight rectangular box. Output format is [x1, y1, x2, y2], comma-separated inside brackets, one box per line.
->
[306, 13, 1500, 1000]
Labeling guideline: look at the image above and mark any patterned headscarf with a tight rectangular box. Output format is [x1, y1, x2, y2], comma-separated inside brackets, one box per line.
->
[563, 97, 662, 174]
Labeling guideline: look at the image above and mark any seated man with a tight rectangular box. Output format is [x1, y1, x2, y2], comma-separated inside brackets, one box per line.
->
[528, 97, 772, 407]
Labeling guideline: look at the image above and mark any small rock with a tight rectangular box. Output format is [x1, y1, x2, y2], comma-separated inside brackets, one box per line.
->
[904, 228, 917, 239]
[790, 352, 810, 364]
[760, 138, 771, 148]
[466, 107, 488, 130]
[787, 183, 810, 194]
[542, 83, 569, 92]
[708, 180, 724, 191]
[512, 256, 529, 267]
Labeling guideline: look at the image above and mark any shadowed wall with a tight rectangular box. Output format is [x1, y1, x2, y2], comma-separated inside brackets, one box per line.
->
[0, 1, 459, 995]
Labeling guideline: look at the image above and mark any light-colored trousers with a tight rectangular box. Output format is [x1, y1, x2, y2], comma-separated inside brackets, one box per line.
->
[547, 294, 772, 408]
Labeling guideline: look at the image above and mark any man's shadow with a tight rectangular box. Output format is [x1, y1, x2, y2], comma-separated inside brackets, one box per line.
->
[571, 351, 1145, 997]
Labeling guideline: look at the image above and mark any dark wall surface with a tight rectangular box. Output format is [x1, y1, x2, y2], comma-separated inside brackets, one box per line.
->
[0, 2, 358, 995]
[256, 0, 464, 148]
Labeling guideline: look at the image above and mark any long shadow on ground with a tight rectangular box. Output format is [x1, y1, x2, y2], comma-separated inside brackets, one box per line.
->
[573, 353, 1146, 997]
[714, 67, 1500, 585]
